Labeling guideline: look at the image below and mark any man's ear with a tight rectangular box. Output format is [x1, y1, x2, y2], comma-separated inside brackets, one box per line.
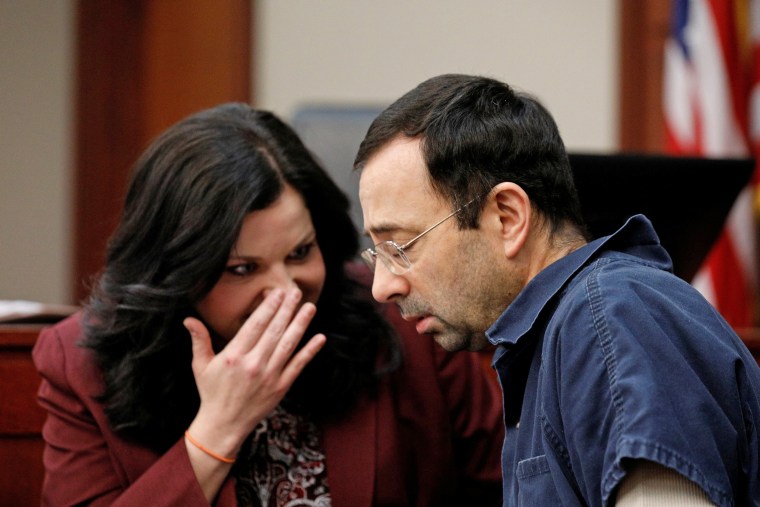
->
[485, 182, 531, 259]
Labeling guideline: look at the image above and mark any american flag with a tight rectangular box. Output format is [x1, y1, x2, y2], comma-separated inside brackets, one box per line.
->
[663, 0, 760, 327]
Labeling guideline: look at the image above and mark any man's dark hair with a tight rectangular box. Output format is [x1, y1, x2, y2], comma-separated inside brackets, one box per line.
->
[355, 74, 587, 235]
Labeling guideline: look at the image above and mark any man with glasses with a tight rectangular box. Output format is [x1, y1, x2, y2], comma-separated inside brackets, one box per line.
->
[355, 74, 760, 506]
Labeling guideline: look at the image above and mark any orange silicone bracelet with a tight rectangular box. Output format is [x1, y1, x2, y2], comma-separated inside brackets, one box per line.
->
[184, 430, 236, 464]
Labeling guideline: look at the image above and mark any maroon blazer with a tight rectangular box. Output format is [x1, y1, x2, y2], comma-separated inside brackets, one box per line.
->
[33, 307, 504, 506]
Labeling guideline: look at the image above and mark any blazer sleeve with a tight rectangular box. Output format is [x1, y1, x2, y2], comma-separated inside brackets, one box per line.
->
[32, 318, 231, 506]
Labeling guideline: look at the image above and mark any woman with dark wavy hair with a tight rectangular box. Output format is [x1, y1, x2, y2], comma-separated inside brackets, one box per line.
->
[32, 103, 503, 506]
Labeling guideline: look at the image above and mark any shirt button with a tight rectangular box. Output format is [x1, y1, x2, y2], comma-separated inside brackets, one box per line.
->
[515, 421, 520, 429]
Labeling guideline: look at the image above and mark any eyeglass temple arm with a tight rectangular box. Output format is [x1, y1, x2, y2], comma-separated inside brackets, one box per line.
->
[399, 207, 462, 250]
[398, 193, 485, 250]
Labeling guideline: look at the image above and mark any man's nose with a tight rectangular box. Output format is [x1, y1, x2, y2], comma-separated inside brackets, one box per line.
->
[371, 262, 410, 303]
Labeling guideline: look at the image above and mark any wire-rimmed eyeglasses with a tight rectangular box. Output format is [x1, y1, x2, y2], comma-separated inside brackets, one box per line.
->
[361, 194, 484, 275]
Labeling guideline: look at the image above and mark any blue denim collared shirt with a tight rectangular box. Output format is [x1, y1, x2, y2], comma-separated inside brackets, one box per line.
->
[488, 214, 760, 507]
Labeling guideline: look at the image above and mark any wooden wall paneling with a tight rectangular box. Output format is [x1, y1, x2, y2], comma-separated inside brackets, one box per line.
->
[141, 0, 251, 139]
[74, 1, 146, 303]
[619, 0, 672, 153]
[74, 0, 252, 302]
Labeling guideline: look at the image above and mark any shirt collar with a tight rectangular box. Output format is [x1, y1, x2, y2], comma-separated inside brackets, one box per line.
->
[487, 214, 670, 349]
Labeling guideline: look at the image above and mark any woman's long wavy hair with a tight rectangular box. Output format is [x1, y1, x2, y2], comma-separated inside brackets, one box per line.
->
[82, 104, 399, 453]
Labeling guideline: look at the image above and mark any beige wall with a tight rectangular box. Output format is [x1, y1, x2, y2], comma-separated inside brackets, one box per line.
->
[0, 0, 618, 304]
[1, 0, 74, 304]
[255, 0, 619, 151]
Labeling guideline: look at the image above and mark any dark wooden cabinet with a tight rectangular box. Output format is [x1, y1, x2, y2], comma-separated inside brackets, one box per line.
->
[0, 325, 46, 506]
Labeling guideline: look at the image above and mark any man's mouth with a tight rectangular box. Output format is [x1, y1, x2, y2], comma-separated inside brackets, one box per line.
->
[400, 312, 419, 322]
[404, 314, 434, 335]
[399, 306, 436, 334]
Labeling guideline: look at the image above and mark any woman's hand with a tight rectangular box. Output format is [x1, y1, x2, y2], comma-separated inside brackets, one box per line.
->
[183, 287, 326, 464]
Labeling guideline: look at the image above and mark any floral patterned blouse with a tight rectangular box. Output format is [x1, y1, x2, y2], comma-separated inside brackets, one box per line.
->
[234, 404, 331, 506]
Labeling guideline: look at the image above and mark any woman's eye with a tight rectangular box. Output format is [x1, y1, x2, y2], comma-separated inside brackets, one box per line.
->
[225, 262, 258, 277]
[288, 242, 314, 261]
